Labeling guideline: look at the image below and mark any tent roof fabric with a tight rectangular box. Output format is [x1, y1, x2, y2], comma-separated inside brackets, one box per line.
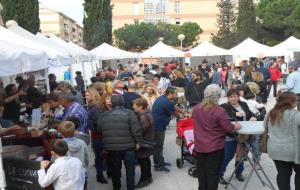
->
[0, 39, 48, 76]
[272, 36, 300, 52]
[141, 41, 184, 58]
[90, 43, 138, 60]
[229, 38, 283, 57]
[8, 25, 70, 59]
[188, 41, 230, 56]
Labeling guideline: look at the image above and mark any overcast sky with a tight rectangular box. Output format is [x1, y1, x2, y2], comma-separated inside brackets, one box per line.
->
[39, 0, 84, 25]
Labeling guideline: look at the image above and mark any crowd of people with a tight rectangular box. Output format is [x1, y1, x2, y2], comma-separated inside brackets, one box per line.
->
[0, 56, 300, 190]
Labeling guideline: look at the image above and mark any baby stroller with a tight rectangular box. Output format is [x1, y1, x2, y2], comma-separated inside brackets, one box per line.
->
[176, 118, 197, 177]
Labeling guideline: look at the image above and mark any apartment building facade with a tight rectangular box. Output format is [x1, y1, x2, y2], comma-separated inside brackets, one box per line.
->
[111, 0, 219, 41]
[39, 8, 83, 46]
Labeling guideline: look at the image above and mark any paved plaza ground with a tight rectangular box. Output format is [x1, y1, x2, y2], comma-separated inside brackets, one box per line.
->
[87, 94, 296, 190]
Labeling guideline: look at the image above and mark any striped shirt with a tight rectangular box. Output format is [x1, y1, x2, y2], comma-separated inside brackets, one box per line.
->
[62, 102, 89, 134]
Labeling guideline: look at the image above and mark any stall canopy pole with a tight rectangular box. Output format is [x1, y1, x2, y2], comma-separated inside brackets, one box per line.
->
[45, 68, 50, 94]
[81, 62, 87, 91]
[0, 138, 6, 190]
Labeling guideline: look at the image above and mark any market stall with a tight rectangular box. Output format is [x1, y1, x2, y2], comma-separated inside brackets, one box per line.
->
[187, 41, 232, 66]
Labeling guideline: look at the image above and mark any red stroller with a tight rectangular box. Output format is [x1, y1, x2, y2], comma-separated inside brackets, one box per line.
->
[176, 118, 197, 177]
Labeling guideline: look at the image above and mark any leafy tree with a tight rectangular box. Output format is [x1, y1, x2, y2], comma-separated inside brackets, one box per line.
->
[236, 0, 256, 43]
[0, 0, 40, 33]
[178, 22, 202, 47]
[114, 22, 158, 51]
[256, 0, 300, 45]
[211, 0, 237, 49]
[114, 22, 202, 51]
[83, 0, 112, 50]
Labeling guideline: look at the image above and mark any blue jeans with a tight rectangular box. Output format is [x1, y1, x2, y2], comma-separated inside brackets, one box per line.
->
[107, 150, 136, 190]
[250, 135, 261, 163]
[0, 118, 13, 128]
[220, 140, 244, 177]
[92, 139, 104, 176]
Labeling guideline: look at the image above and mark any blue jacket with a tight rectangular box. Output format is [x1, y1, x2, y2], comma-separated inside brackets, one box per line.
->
[285, 69, 300, 94]
[257, 67, 270, 81]
[211, 72, 221, 85]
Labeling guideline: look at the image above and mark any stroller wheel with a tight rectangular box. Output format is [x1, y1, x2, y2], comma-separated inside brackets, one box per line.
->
[188, 167, 198, 178]
[176, 158, 184, 168]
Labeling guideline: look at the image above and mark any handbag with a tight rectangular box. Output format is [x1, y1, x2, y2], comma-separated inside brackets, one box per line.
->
[260, 117, 269, 153]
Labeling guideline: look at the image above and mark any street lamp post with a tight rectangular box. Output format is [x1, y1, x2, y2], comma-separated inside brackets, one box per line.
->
[178, 34, 185, 51]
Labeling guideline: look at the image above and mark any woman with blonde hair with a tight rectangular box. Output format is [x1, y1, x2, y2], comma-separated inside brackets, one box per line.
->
[192, 84, 241, 190]
[142, 84, 158, 110]
[91, 82, 107, 105]
[264, 92, 300, 190]
[252, 72, 268, 104]
[85, 88, 107, 183]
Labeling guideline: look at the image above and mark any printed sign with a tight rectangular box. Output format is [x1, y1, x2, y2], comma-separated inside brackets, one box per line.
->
[3, 158, 42, 190]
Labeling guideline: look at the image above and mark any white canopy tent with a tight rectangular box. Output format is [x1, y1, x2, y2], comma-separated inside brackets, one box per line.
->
[273, 36, 300, 52]
[0, 26, 48, 76]
[7, 25, 73, 67]
[49, 35, 94, 62]
[272, 36, 300, 62]
[229, 38, 284, 59]
[91, 43, 139, 60]
[0, 39, 48, 76]
[141, 41, 184, 58]
[188, 41, 230, 56]
[44, 35, 98, 85]
[0, 26, 51, 56]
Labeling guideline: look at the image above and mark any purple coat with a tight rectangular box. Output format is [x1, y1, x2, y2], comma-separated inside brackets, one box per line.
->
[192, 105, 235, 153]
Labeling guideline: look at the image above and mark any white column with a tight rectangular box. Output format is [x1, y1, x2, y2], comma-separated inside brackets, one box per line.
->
[0, 138, 6, 190]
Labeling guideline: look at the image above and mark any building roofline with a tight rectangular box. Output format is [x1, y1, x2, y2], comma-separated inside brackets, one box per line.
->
[39, 7, 83, 28]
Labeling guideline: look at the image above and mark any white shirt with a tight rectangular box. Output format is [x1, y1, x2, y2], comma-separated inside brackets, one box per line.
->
[38, 156, 85, 190]
[244, 99, 265, 115]
[281, 63, 288, 74]
[158, 78, 171, 93]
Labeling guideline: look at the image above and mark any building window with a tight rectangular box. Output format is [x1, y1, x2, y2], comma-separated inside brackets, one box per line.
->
[133, 2, 139, 15]
[134, 19, 139, 25]
[175, 18, 180, 25]
[144, 0, 169, 23]
[64, 23, 68, 31]
[175, 1, 180, 14]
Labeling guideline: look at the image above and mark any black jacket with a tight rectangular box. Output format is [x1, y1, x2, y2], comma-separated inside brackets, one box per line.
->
[172, 77, 187, 88]
[184, 81, 208, 106]
[88, 104, 104, 133]
[221, 101, 254, 121]
[97, 106, 143, 151]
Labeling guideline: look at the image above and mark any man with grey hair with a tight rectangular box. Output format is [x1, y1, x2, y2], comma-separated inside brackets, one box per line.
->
[56, 81, 84, 106]
[122, 80, 141, 110]
[58, 92, 89, 144]
[97, 95, 142, 190]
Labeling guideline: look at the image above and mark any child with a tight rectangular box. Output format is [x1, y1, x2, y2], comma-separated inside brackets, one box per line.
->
[59, 121, 89, 189]
[65, 116, 90, 145]
[38, 139, 85, 190]
[244, 92, 265, 117]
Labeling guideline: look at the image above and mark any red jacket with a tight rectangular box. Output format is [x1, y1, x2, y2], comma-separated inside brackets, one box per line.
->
[269, 67, 281, 81]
